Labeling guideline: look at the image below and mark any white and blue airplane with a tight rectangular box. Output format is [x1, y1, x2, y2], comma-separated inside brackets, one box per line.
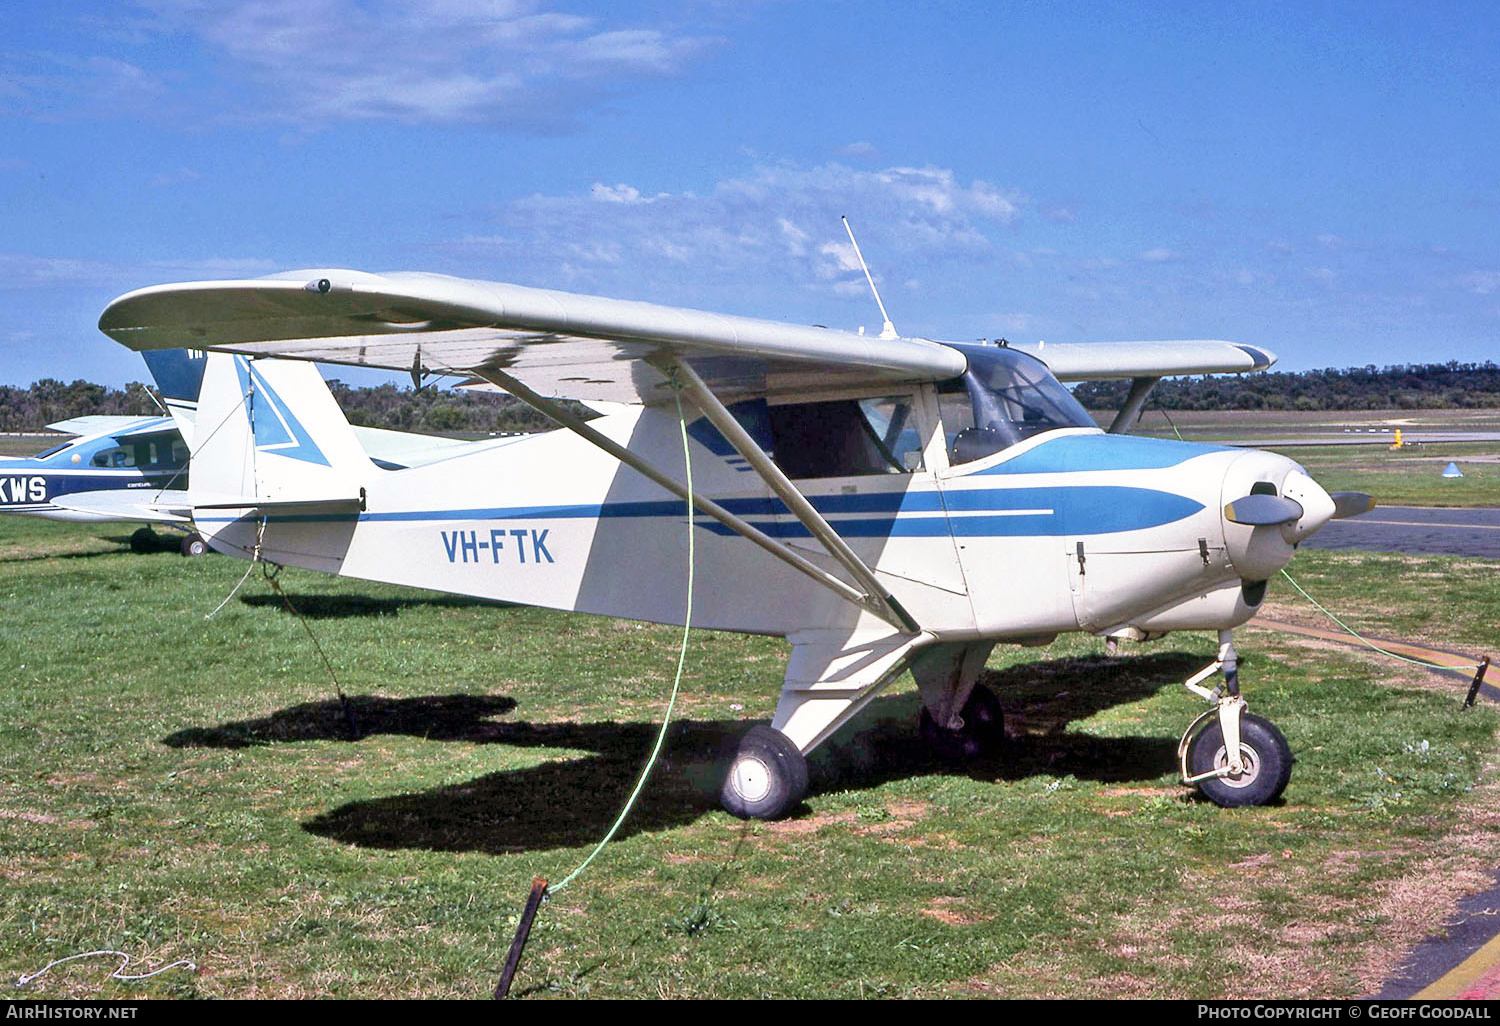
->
[98, 268, 1373, 818]
[0, 351, 214, 554]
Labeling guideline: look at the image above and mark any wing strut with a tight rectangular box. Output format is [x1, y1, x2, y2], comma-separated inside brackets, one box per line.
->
[1108, 376, 1162, 434]
[467, 366, 912, 630]
[652, 356, 919, 633]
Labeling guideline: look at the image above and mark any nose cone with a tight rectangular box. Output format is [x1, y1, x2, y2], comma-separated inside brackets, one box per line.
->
[1278, 470, 1336, 544]
[1220, 453, 1338, 582]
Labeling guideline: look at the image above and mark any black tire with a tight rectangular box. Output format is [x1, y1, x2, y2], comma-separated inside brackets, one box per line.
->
[720, 725, 808, 820]
[180, 532, 208, 558]
[1188, 712, 1293, 807]
[919, 683, 1005, 762]
[130, 527, 157, 554]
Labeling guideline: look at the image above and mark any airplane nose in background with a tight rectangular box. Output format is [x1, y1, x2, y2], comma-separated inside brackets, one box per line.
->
[1279, 469, 1336, 544]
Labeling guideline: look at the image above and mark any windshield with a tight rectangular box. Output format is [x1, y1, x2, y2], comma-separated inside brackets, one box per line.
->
[939, 344, 1096, 466]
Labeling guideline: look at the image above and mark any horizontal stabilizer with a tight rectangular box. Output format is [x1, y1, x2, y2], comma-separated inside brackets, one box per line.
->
[192, 491, 363, 512]
[1223, 493, 1304, 527]
[44, 415, 176, 440]
[50, 489, 191, 525]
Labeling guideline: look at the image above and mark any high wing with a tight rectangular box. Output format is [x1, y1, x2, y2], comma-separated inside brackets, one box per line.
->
[100, 270, 1274, 403]
[99, 270, 968, 404]
[1007, 340, 1275, 380]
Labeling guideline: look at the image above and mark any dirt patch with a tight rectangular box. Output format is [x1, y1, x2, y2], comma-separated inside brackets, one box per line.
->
[920, 896, 989, 926]
[762, 810, 855, 835]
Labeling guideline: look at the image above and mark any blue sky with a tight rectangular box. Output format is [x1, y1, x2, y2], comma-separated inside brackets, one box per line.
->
[3, 1, 1498, 388]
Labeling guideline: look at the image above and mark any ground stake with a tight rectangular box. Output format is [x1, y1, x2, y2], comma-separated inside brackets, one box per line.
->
[494, 877, 549, 999]
[1463, 657, 1491, 710]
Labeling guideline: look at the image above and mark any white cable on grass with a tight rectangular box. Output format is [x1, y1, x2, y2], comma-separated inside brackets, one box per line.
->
[1279, 568, 1482, 672]
[17, 950, 196, 987]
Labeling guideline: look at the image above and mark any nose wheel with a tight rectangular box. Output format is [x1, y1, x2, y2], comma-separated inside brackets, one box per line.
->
[1177, 629, 1293, 807]
[1185, 712, 1292, 807]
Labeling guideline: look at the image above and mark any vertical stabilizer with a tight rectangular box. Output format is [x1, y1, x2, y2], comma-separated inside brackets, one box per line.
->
[190, 354, 368, 508]
[141, 349, 207, 446]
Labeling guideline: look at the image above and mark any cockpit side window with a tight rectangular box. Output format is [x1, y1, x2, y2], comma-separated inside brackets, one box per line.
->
[939, 345, 1096, 466]
[765, 395, 920, 478]
[90, 444, 136, 468]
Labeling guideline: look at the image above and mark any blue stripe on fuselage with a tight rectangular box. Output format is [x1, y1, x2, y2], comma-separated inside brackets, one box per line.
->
[200, 486, 1202, 539]
[196, 432, 1214, 538]
[974, 432, 1228, 475]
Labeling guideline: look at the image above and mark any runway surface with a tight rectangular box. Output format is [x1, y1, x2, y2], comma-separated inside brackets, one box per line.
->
[1266, 505, 1500, 1000]
[1305, 505, 1500, 558]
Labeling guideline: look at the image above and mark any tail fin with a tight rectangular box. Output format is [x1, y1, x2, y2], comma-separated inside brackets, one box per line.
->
[141, 349, 207, 445]
[191, 353, 369, 509]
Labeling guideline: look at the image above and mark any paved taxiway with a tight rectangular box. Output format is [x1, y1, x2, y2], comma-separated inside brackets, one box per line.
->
[1269, 501, 1500, 999]
[1306, 505, 1500, 558]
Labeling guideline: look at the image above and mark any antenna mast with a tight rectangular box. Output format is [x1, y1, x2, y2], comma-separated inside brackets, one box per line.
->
[842, 216, 897, 339]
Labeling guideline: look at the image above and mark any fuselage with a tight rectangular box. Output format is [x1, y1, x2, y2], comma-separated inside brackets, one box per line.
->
[0, 419, 186, 522]
[197, 385, 1323, 645]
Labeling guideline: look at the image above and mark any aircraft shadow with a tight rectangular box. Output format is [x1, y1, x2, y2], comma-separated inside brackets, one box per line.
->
[0, 546, 137, 565]
[237, 592, 507, 618]
[161, 652, 1203, 855]
[162, 693, 522, 748]
[102, 531, 186, 554]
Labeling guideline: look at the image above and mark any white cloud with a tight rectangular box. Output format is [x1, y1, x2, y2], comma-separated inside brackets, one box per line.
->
[150, 167, 201, 188]
[590, 183, 647, 204]
[1139, 248, 1178, 263]
[455, 161, 1027, 301]
[1459, 271, 1500, 295]
[2, 51, 167, 120]
[0, 254, 278, 290]
[19, 1, 718, 128]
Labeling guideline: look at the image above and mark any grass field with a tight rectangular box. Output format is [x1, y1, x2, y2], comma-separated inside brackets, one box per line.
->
[0, 512, 1496, 1000]
[1099, 409, 1500, 507]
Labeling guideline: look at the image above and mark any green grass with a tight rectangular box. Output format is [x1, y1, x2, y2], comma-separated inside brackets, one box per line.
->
[0, 521, 1496, 999]
[1262, 443, 1500, 507]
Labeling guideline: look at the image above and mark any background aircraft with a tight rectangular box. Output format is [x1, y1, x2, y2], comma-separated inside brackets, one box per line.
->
[0, 412, 203, 554]
[99, 269, 1371, 819]
[0, 350, 212, 554]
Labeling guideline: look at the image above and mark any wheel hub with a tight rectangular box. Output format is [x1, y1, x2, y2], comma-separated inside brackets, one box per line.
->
[1211, 743, 1261, 788]
[730, 755, 773, 803]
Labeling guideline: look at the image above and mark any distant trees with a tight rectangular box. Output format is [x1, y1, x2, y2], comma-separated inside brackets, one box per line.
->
[1070, 360, 1500, 412]
[1, 360, 1496, 433]
[322, 380, 568, 435]
[0, 375, 582, 434]
[0, 378, 160, 430]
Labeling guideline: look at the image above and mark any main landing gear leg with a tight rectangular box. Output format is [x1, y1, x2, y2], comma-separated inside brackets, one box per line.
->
[1177, 629, 1292, 807]
[720, 629, 927, 820]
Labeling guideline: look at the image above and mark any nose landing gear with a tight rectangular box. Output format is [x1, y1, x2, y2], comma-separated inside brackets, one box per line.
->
[1177, 629, 1292, 807]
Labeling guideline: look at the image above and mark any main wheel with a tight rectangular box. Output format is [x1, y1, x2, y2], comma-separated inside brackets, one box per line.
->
[920, 683, 1005, 762]
[180, 532, 208, 557]
[721, 725, 808, 820]
[1188, 712, 1292, 807]
[129, 527, 157, 554]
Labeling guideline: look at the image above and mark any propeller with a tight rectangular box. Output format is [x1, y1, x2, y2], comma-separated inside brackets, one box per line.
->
[1329, 491, 1375, 519]
[1223, 493, 1304, 527]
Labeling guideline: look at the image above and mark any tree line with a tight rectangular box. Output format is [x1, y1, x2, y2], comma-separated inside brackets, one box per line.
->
[1072, 360, 1500, 411]
[0, 375, 566, 434]
[1, 359, 1496, 433]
